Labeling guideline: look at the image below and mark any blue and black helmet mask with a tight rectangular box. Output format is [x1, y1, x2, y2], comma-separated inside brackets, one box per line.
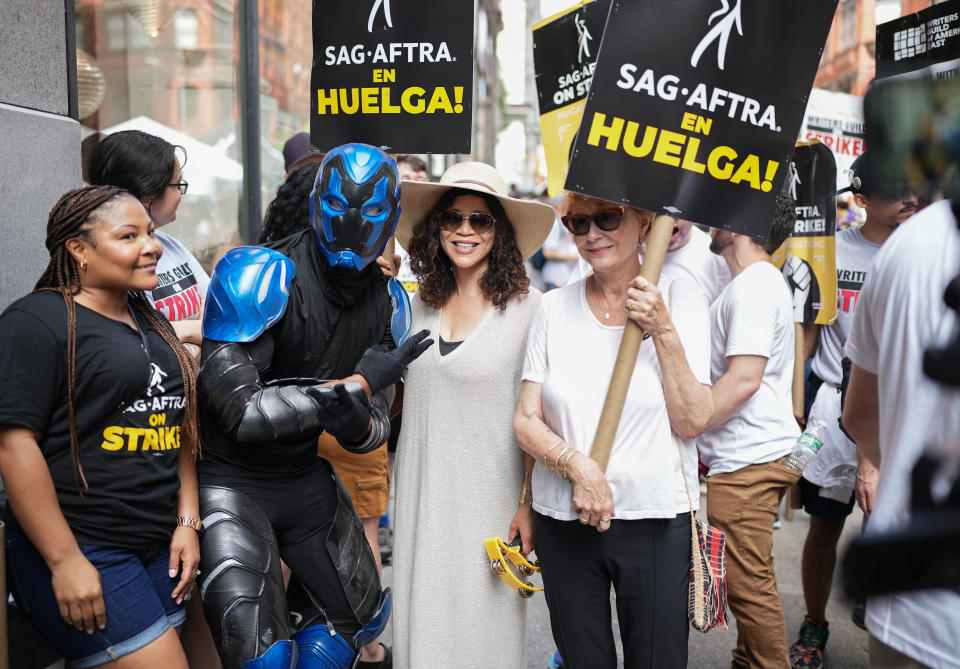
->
[309, 143, 401, 271]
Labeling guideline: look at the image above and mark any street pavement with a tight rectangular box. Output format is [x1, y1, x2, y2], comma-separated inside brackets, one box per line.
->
[381, 496, 871, 668]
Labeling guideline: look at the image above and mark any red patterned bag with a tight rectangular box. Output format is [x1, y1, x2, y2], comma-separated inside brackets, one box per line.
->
[688, 514, 729, 631]
[676, 435, 729, 632]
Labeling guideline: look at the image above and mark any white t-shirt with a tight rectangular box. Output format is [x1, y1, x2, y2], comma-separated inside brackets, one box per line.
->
[846, 200, 960, 669]
[803, 227, 882, 489]
[811, 226, 881, 386]
[568, 227, 730, 303]
[541, 220, 578, 288]
[698, 261, 800, 476]
[521, 277, 711, 520]
[147, 231, 209, 322]
[660, 227, 731, 305]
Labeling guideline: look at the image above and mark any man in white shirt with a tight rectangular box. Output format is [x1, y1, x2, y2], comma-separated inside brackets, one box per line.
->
[661, 220, 732, 303]
[843, 199, 960, 669]
[699, 194, 802, 669]
[789, 153, 918, 669]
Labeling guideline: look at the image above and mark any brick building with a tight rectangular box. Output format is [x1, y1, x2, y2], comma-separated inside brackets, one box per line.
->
[815, 0, 944, 94]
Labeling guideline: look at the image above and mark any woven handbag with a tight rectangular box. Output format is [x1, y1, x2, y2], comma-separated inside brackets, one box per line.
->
[676, 437, 729, 632]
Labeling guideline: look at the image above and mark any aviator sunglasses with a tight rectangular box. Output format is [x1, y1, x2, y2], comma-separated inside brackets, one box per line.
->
[561, 208, 624, 236]
[434, 209, 496, 234]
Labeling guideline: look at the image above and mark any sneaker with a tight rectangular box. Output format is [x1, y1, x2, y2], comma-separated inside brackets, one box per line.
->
[851, 600, 867, 630]
[548, 649, 564, 668]
[789, 615, 829, 668]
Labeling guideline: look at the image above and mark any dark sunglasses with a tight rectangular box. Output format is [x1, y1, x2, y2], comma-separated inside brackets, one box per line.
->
[168, 181, 189, 195]
[561, 208, 623, 236]
[434, 209, 496, 234]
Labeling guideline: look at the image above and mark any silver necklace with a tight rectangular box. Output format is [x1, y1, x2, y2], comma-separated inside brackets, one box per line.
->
[591, 278, 614, 321]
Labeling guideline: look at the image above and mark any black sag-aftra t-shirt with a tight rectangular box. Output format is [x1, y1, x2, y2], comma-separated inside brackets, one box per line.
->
[0, 291, 185, 550]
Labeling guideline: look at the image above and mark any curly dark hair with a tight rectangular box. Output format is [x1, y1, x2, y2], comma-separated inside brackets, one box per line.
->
[259, 162, 322, 243]
[763, 192, 797, 254]
[408, 188, 530, 310]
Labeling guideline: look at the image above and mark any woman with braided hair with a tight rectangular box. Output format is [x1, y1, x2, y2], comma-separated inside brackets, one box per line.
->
[0, 185, 200, 668]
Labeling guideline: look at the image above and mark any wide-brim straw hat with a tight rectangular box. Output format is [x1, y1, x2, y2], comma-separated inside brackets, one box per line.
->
[395, 161, 556, 261]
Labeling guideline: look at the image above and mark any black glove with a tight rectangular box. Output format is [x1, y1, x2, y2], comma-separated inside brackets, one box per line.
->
[354, 329, 433, 393]
[305, 382, 371, 443]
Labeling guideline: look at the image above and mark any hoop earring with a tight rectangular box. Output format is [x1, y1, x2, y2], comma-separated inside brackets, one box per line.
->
[79, 259, 87, 271]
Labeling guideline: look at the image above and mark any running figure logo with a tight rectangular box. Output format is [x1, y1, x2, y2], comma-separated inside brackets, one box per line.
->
[147, 363, 168, 397]
[788, 161, 801, 201]
[368, 0, 393, 32]
[575, 13, 592, 64]
[690, 0, 742, 71]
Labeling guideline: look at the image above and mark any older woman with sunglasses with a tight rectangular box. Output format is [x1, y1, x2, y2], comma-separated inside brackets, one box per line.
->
[390, 162, 555, 668]
[514, 193, 714, 668]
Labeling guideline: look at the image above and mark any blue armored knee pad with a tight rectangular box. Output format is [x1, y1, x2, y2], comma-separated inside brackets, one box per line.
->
[293, 625, 357, 669]
[242, 639, 297, 669]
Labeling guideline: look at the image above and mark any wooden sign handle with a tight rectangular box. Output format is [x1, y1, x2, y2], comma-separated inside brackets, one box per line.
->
[590, 214, 676, 472]
[792, 322, 806, 423]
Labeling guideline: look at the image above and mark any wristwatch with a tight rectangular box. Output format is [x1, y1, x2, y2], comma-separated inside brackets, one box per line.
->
[176, 516, 203, 531]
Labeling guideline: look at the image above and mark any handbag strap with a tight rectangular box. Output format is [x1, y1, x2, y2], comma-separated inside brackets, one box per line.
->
[664, 280, 698, 519]
[675, 430, 698, 518]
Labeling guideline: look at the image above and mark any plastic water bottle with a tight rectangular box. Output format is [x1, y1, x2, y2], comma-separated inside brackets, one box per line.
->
[783, 419, 826, 472]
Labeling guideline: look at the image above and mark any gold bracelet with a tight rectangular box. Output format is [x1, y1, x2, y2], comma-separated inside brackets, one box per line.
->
[552, 446, 571, 473]
[519, 470, 533, 505]
[558, 449, 578, 481]
[556, 449, 571, 479]
[176, 516, 203, 531]
[542, 439, 564, 467]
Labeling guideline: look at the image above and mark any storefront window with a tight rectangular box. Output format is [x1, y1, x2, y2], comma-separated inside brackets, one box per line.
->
[75, 0, 242, 271]
[174, 8, 200, 50]
[256, 0, 314, 219]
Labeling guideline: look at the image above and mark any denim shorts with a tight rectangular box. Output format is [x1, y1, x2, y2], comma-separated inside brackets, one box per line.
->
[5, 528, 186, 668]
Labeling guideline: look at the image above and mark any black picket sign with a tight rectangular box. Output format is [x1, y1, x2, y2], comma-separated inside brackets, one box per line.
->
[565, 0, 837, 239]
[775, 141, 837, 325]
[310, 0, 474, 153]
[533, 0, 612, 195]
[876, 0, 960, 81]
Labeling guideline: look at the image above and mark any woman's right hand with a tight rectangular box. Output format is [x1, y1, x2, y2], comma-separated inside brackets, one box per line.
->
[50, 552, 106, 634]
[567, 452, 615, 533]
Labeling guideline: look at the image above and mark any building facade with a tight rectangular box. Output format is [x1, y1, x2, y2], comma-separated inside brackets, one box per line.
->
[814, 0, 941, 94]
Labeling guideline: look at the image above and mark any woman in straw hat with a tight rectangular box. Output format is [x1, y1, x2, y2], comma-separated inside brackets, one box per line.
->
[513, 192, 714, 668]
[391, 162, 555, 667]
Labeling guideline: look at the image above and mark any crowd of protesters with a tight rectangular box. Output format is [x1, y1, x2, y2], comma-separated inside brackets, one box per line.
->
[0, 124, 957, 669]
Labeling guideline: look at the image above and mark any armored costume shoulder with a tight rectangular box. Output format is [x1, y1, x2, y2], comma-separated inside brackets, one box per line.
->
[202, 246, 295, 343]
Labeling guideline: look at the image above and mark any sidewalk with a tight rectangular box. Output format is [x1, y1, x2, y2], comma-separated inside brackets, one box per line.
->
[379, 503, 870, 668]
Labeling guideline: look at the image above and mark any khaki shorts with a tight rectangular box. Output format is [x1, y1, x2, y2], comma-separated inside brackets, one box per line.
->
[317, 433, 388, 518]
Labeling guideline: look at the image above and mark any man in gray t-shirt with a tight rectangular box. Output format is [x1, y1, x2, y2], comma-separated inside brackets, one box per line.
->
[790, 153, 919, 669]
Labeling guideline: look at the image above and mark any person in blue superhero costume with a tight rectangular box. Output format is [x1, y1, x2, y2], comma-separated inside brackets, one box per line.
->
[195, 144, 431, 669]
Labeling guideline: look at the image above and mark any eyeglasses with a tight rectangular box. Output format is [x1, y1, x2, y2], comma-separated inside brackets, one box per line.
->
[168, 181, 189, 195]
[434, 209, 496, 235]
[561, 208, 624, 236]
